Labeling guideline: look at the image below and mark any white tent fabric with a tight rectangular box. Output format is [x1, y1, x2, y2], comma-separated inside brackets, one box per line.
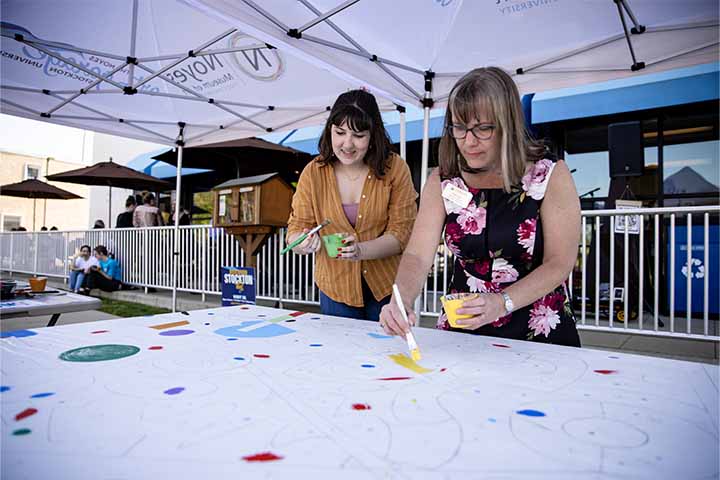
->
[0, 0, 397, 148]
[186, 0, 719, 106]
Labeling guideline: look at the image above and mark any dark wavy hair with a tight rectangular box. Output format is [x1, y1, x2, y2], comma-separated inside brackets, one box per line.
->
[93, 245, 109, 257]
[317, 89, 392, 178]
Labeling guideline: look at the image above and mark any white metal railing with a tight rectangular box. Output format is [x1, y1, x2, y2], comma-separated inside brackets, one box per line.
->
[1, 205, 718, 340]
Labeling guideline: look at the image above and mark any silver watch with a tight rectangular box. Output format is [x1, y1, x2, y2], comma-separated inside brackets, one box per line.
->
[501, 292, 514, 314]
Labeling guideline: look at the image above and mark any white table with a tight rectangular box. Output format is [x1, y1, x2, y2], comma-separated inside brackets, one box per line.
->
[0, 291, 101, 327]
[1, 305, 717, 479]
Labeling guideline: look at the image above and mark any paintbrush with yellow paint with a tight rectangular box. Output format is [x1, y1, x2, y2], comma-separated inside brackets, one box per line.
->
[392, 284, 421, 361]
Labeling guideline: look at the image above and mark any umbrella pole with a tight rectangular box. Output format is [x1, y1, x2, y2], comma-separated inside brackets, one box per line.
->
[108, 185, 112, 228]
[172, 127, 185, 313]
[32, 198, 36, 231]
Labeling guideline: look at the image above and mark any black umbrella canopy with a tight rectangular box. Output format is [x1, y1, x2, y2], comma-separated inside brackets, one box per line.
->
[153, 137, 311, 185]
[0, 179, 83, 199]
[46, 160, 172, 191]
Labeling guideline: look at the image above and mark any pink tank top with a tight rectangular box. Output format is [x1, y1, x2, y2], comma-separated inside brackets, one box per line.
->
[342, 203, 358, 227]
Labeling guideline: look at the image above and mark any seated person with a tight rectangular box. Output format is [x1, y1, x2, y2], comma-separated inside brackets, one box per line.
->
[68, 244, 98, 293]
[85, 245, 122, 292]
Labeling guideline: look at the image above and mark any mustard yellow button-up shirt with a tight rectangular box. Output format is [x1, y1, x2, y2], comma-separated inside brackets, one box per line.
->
[287, 153, 418, 306]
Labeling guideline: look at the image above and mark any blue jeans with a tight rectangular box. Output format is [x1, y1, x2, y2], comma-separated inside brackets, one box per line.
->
[69, 270, 86, 291]
[319, 279, 390, 321]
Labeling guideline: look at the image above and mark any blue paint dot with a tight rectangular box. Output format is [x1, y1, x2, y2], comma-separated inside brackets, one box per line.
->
[361, 364, 375, 368]
[204, 322, 210, 326]
[488, 418, 497, 423]
[207, 312, 215, 316]
[516, 409, 546, 417]
[30, 392, 55, 398]
[227, 338, 238, 341]
[0, 386, 10, 393]
[609, 355, 620, 359]
[311, 317, 321, 320]
[258, 314, 266, 318]
[164, 387, 185, 395]
[1, 329, 37, 339]
[234, 356, 245, 361]
[309, 343, 322, 347]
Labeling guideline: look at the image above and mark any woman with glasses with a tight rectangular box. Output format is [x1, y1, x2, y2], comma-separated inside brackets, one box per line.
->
[379, 67, 581, 346]
[287, 89, 418, 321]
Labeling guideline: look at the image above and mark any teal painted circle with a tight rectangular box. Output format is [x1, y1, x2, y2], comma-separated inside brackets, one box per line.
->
[59, 344, 140, 362]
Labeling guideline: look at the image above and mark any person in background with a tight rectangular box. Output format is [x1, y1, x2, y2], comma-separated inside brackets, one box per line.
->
[93, 219, 105, 229]
[116, 195, 137, 228]
[172, 205, 191, 226]
[40, 226, 48, 231]
[50, 226, 58, 231]
[133, 192, 164, 227]
[68, 244, 98, 293]
[85, 245, 121, 292]
[286, 89, 418, 321]
[380, 67, 581, 347]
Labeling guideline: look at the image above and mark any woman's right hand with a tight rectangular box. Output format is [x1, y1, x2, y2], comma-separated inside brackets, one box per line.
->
[292, 228, 321, 255]
[379, 300, 416, 336]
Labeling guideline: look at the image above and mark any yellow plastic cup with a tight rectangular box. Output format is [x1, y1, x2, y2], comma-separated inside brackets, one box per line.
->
[440, 293, 478, 329]
[322, 233, 346, 258]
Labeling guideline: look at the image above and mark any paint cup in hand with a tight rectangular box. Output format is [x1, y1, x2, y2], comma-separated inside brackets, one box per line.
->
[322, 233, 346, 258]
[29, 276, 47, 292]
[440, 293, 479, 329]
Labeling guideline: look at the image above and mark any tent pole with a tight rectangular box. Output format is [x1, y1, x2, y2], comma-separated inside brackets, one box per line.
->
[420, 71, 434, 194]
[172, 124, 186, 313]
[398, 105, 407, 161]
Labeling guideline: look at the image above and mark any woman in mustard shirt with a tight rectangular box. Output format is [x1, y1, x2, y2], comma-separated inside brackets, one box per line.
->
[287, 89, 417, 321]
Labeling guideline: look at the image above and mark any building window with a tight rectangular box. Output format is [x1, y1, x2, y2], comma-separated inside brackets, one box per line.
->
[3, 215, 21, 231]
[24, 164, 41, 180]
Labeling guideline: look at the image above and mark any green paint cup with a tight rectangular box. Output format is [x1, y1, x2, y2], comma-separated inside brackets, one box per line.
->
[322, 233, 345, 258]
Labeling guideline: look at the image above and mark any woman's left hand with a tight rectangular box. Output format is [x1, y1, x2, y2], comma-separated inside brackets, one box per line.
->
[454, 293, 507, 329]
[337, 234, 363, 261]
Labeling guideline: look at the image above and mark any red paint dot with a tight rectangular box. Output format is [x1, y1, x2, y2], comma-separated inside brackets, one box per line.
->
[91, 330, 109, 334]
[242, 452, 283, 462]
[377, 377, 412, 381]
[253, 354, 270, 358]
[15, 408, 37, 421]
[148, 346, 163, 350]
[352, 403, 371, 410]
[492, 343, 510, 348]
[289, 311, 305, 317]
[594, 369, 618, 375]
[440, 368, 447, 372]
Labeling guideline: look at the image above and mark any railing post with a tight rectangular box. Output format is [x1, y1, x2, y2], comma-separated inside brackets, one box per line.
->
[33, 232, 39, 276]
[9, 233, 13, 274]
[278, 228, 285, 309]
[202, 226, 207, 303]
[144, 228, 149, 294]
[63, 232, 69, 284]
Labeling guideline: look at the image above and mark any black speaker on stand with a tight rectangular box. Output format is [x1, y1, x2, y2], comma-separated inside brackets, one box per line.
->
[608, 121, 644, 178]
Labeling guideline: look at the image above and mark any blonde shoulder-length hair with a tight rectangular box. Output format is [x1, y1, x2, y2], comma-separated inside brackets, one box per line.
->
[439, 67, 546, 192]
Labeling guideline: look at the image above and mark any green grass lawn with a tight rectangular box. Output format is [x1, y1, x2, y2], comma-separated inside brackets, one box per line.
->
[99, 298, 171, 317]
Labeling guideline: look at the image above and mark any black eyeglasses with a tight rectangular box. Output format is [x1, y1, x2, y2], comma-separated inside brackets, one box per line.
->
[446, 123, 496, 140]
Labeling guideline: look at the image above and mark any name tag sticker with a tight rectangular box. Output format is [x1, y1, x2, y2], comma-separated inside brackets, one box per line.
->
[441, 184, 473, 209]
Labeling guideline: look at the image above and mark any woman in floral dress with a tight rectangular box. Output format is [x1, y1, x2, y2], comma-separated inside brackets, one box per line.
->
[379, 67, 581, 346]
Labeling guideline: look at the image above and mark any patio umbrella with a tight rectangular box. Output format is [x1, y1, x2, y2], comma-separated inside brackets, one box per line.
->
[46, 159, 172, 228]
[153, 137, 311, 184]
[0, 178, 82, 230]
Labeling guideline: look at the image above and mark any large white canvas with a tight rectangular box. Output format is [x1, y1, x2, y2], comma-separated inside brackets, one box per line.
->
[1, 305, 718, 479]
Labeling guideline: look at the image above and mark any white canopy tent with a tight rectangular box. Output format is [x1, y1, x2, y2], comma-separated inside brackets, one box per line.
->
[185, 0, 719, 189]
[2, 0, 718, 311]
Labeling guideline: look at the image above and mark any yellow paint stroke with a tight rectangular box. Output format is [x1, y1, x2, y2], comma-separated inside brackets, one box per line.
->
[388, 354, 433, 374]
[149, 320, 190, 330]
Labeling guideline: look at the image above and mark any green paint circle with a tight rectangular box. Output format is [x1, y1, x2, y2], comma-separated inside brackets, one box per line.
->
[13, 428, 31, 436]
[59, 344, 140, 362]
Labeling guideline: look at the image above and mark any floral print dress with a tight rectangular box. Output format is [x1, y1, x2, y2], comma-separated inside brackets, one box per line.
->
[439, 158, 580, 346]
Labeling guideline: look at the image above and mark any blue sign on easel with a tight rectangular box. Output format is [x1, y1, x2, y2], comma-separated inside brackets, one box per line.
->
[221, 266, 256, 306]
